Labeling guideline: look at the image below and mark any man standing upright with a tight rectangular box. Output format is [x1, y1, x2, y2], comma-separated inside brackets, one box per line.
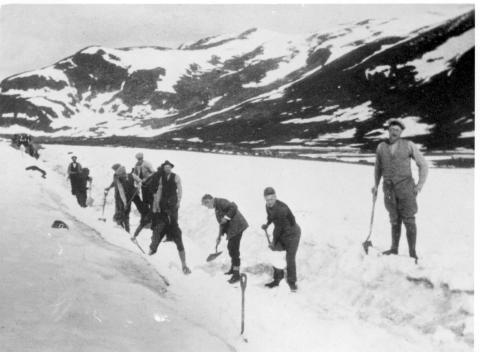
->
[132, 152, 154, 211]
[201, 194, 249, 284]
[262, 187, 301, 292]
[372, 118, 429, 262]
[149, 160, 191, 274]
[67, 156, 82, 196]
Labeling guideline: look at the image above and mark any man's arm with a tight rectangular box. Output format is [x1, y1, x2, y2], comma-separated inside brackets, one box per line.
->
[272, 204, 290, 244]
[409, 141, 429, 192]
[152, 178, 162, 213]
[374, 144, 383, 188]
[175, 174, 183, 204]
[218, 199, 237, 223]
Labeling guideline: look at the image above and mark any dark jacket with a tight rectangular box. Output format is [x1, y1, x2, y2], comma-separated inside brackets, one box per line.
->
[266, 200, 300, 246]
[214, 198, 248, 240]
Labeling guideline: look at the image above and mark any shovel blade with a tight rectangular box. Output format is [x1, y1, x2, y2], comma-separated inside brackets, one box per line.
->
[362, 240, 372, 254]
[206, 251, 222, 262]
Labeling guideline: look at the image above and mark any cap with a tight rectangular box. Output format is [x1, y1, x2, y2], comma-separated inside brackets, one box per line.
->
[264, 187, 276, 196]
[161, 160, 175, 168]
[387, 118, 405, 130]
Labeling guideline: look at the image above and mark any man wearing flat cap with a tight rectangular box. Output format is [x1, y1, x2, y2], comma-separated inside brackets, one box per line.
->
[261, 187, 301, 292]
[372, 118, 429, 262]
[132, 152, 154, 212]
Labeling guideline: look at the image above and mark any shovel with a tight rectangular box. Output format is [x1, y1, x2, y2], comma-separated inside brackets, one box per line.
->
[240, 273, 248, 343]
[263, 229, 272, 246]
[98, 192, 107, 222]
[206, 242, 223, 262]
[362, 192, 377, 254]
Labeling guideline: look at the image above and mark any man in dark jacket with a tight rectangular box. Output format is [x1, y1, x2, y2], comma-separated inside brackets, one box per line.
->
[149, 160, 191, 275]
[372, 118, 428, 262]
[67, 156, 82, 196]
[202, 194, 249, 284]
[75, 167, 92, 208]
[262, 187, 301, 292]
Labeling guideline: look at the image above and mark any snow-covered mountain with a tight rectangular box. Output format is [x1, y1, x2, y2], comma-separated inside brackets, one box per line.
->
[0, 10, 474, 153]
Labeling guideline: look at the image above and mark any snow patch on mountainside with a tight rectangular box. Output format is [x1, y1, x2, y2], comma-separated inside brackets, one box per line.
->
[399, 28, 474, 82]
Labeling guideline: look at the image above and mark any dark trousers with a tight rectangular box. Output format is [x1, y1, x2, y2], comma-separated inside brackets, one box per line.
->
[70, 176, 80, 195]
[131, 193, 148, 216]
[278, 226, 301, 284]
[76, 190, 87, 207]
[150, 211, 184, 253]
[142, 186, 153, 210]
[227, 233, 243, 268]
[383, 178, 418, 257]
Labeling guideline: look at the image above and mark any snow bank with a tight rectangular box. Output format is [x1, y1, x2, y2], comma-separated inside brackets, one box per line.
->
[0, 140, 232, 351]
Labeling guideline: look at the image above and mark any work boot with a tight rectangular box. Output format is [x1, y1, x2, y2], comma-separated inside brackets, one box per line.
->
[405, 222, 418, 262]
[265, 267, 285, 288]
[224, 266, 234, 275]
[228, 269, 241, 284]
[288, 281, 298, 292]
[383, 222, 401, 255]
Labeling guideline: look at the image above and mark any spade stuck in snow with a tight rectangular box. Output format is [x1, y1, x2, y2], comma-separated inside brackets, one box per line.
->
[362, 193, 377, 254]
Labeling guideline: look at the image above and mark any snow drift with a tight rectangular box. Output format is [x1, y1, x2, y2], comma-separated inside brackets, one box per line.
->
[0, 139, 472, 351]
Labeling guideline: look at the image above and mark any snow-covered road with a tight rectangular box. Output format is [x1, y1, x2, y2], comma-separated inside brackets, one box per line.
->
[1, 140, 473, 351]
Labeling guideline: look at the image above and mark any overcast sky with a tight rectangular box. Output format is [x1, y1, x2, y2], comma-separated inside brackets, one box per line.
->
[0, 4, 472, 81]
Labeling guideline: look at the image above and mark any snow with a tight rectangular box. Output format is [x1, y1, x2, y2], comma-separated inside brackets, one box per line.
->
[365, 117, 434, 139]
[7, 66, 70, 83]
[0, 141, 231, 351]
[365, 65, 392, 78]
[282, 102, 374, 125]
[187, 137, 203, 143]
[208, 96, 223, 107]
[459, 131, 474, 139]
[399, 28, 474, 82]
[316, 128, 357, 140]
[1, 140, 473, 351]
[0, 124, 49, 136]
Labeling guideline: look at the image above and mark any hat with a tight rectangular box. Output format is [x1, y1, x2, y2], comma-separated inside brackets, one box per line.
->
[264, 187, 276, 196]
[111, 163, 121, 171]
[161, 160, 175, 168]
[135, 152, 144, 160]
[386, 118, 405, 130]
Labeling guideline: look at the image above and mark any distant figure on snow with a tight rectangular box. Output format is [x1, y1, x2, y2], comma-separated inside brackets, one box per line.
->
[262, 187, 301, 292]
[201, 194, 249, 284]
[372, 118, 428, 262]
[75, 168, 92, 208]
[105, 164, 136, 233]
[67, 156, 82, 196]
